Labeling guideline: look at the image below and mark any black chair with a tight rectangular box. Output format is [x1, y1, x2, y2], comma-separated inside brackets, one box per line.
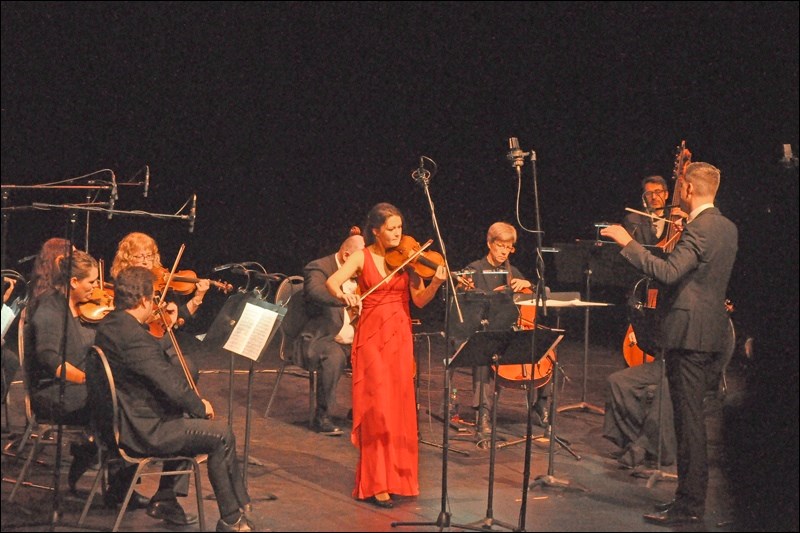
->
[263, 275, 319, 428]
[78, 345, 206, 532]
[7, 308, 88, 503]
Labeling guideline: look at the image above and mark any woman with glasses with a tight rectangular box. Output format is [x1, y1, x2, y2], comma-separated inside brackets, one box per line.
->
[450, 222, 542, 435]
[110, 232, 208, 384]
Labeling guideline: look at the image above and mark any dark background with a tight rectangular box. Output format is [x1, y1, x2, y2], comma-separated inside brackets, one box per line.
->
[3, 2, 798, 340]
[2, 2, 798, 526]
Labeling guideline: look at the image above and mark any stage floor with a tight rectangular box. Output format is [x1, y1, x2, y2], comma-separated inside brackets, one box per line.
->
[0, 324, 769, 532]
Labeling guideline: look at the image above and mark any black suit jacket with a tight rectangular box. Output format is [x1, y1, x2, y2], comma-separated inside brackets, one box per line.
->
[620, 207, 738, 352]
[623, 211, 664, 246]
[94, 310, 205, 455]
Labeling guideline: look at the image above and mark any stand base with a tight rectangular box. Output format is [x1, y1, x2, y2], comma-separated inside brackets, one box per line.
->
[529, 474, 587, 492]
[632, 466, 678, 488]
[392, 510, 486, 532]
[420, 437, 470, 457]
[557, 401, 605, 415]
[466, 515, 516, 531]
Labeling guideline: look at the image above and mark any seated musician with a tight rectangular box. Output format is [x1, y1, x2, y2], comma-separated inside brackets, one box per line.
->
[110, 232, 209, 383]
[92, 266, 257, 531]
[603, 175, 680, 467]
[297, 229, 365, 435]
[451, 222, 548, 435]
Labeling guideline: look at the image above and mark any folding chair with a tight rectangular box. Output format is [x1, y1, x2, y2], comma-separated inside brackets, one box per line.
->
[263, 275, 319, 428]
[79, 345, 206, 532]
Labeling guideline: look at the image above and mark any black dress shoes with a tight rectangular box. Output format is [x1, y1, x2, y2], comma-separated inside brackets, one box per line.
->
[104, 489, 150, 510]
[146, 498, 199, 525]
[643, 508, 701, 526]
[653, 499, 677, 512]
[216, 513, 255, 532]
[313, 414, 343, 436]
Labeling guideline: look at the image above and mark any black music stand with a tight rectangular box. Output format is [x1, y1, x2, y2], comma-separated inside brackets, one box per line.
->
[452, 329, 564, 531]
[203, 292, 284, 496]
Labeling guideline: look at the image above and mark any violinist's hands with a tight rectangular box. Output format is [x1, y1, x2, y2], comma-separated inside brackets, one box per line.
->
[202, 399, 215, 420]
[433, 265, 447, 286]
[164, 302, 180, 328]
[340, 292, 361, 317]
[510, 278, 532, 293]
[600, 225, 634, 247]
[456, 275, 475, 291]
[194, 279, 210, 298]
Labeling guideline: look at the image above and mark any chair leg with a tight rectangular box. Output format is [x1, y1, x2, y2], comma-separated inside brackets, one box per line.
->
[8, 431, 46, 502]
[192, 460, 206, 532]
[78, 457, 107, 526]
[112, 462, 148, 532]
[264, 362, 288, 418]
[309, 369, 318, 429]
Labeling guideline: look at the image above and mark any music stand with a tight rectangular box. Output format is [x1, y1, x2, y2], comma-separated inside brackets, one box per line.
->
[452, 329, 564, 531]
[203, 292, 284, 493]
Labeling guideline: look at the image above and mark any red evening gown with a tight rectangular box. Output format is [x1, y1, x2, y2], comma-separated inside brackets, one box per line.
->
[350, 251, 419, 500]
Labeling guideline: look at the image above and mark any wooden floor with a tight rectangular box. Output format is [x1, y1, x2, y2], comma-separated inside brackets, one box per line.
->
[0, 313, 790, 532]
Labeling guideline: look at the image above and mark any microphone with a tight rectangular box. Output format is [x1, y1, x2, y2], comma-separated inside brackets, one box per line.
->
[108, 173, 118, 219]
[188, 193, 197, 233]
[212, 263, 241, 272]
[507, 137, 527, 168]
[229, 266, 282, 282]
[143, 165, 150, 198]
[411, 156, 430, 183]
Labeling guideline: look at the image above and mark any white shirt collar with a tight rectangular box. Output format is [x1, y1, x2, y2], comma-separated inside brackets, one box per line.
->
[687, 203, 715, 224]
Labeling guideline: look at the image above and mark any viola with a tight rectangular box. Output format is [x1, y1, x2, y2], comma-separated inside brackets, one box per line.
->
[78, 285, 115, 323]
[78, 259, 116, 323]
[151, 266, 233, 295]
[385, 235, 445, 279]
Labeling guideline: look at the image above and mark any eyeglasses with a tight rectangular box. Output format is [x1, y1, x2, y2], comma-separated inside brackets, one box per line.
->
[130, 253, 155, 261]
[491, 242, 516, 253]
[643, 189, 667, 198]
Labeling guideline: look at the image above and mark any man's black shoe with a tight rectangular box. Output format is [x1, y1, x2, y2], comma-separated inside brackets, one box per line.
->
[104, 489, 150, 510]
[216, 513, 254, 532]
[653, 499, 677, 512]
[146, 499, 199, 525]
[313, 414, 343, 436]
[643, 508, 701, 526]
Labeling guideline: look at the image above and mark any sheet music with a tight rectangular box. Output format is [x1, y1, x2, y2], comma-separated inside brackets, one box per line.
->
[223, 302, 280, 361]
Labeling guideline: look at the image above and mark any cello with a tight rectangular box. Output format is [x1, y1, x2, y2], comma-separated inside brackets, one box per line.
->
[494, 259, 553, 389]
[622, 141, 691, 366]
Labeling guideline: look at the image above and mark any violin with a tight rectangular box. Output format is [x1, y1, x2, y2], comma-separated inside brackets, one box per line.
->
[78, 259, 116, 323]
[151, 266, 233, 295]
[385, 235, 445, 279]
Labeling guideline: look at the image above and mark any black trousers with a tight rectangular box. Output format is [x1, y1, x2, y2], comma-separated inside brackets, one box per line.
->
[666, 349, 717, 517]
[117, 419, 249, 520]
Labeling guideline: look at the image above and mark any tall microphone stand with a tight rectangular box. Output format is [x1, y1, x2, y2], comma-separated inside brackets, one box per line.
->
[392, 157, 482, 533]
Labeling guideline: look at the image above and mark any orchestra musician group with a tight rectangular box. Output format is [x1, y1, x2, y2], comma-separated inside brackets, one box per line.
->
[2, 157, 738, 529]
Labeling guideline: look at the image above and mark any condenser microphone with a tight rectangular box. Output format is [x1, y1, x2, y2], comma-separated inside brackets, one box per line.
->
[412, 156, 430, 183]
[507, 137, 527, 168]
[108, 173, 118, 219]
[188, 193, 197, 233]
[213, 263, 241, 272]
[143, 165, 150, 198]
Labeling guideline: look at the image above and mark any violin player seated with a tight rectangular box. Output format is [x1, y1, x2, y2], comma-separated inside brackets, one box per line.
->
[281, 230, 366, 435]
[92, 266, 258, 532]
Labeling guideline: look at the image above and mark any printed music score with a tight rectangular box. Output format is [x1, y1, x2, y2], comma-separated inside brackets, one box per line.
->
[224, 302, 281, 361]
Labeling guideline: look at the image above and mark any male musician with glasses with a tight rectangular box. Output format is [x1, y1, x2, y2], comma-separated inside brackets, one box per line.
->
[451, 222, 547, 436]
[622, 175, 672, 246]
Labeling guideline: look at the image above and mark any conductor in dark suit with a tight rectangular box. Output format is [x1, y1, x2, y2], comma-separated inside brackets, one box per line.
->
[602, 162, 738, 526]
[93, 266, 257, 532]
[301, 232, 365, 435]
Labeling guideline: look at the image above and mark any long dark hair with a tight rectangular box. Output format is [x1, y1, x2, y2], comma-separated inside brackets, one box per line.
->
[363, 202, 403, 245]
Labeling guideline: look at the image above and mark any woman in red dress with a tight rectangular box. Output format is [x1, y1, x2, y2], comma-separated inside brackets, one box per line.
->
[326, 203, 446, 508]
